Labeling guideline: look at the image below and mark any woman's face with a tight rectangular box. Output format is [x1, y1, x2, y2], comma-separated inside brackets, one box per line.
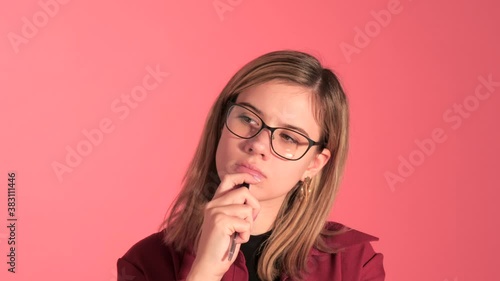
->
[215, 80, 331, 205]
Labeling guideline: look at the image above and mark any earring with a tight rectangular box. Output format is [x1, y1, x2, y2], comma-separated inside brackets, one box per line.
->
[300, 176, 312, 198]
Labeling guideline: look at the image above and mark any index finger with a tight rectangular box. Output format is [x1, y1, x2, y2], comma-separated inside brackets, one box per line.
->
[213, 173, 261, 199]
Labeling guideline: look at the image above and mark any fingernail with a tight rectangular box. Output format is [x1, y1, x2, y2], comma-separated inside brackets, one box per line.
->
[252, 175, 261, 182]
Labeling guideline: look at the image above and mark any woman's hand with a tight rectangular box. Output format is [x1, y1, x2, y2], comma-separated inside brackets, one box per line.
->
[187, 173, 261, 281]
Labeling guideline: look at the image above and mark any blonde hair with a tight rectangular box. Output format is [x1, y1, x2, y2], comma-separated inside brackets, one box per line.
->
[159, 50, 350, 280]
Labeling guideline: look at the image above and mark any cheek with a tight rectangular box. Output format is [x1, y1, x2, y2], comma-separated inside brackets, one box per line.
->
[217, 130, 235, 155]
[215, 130, 236, 174]
[270, 165, 303, 192]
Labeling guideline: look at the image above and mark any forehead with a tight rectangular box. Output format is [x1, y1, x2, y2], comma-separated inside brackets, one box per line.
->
[235, 80, 321, 139]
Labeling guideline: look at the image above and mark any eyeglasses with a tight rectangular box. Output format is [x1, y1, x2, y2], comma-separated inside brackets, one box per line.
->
[224, 101, 323, 161]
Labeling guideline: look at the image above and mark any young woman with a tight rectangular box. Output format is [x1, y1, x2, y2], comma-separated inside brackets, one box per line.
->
[117, 50, 385, 281]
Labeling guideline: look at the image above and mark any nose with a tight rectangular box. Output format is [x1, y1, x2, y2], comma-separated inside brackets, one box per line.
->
[244, 128, 272, 158]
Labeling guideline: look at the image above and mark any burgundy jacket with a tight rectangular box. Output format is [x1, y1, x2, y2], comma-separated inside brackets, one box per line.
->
[117, 221, 385, 281]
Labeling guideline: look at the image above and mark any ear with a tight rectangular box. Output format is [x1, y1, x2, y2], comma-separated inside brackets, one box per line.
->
[302, 148, 331, 180]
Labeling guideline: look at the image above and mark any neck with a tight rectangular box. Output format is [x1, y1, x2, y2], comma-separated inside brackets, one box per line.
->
[250, 196, 284, 235]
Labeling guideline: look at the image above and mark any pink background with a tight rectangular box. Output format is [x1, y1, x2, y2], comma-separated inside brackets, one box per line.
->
[1, 0, 499, 280]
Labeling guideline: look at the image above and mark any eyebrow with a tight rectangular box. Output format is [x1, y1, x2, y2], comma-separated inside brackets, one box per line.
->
[237, 101, 311, 137]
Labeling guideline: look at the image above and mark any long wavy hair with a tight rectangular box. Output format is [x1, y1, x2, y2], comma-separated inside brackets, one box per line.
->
[158, 50, 350, 280]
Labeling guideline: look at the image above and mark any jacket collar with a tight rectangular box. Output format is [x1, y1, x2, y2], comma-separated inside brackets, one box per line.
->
[310, 222, 380, 256]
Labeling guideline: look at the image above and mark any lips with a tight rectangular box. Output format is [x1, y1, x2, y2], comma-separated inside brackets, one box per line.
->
[235, 162, 266, 179]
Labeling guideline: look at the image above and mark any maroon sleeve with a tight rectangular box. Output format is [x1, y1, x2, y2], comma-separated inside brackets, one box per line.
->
[117, 256, 189, 281]
[359, 242, 385, 281]
[116, 257, 147, 281]
[116, 232, 187, 281]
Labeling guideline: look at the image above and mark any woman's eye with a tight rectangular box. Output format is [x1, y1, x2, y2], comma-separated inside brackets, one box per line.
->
[280, 133, 299, 144]
[239, 115, 257, 125]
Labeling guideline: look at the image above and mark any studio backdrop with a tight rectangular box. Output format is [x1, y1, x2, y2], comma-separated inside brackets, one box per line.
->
[1, 0, 499, 280]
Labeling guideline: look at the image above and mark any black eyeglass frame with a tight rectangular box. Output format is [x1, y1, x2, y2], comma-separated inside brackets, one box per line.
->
[224, 101, 324, 161]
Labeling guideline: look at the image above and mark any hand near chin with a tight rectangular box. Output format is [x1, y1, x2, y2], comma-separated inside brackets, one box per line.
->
[187, 173, 261, 281]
